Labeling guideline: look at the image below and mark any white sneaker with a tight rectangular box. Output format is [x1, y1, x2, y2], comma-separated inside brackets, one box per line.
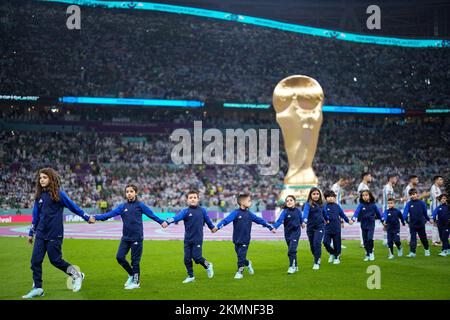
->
[369, 253, 375, 261]
[22, 288, 44, 299]
[364, 255, 370, 262]
[124, 275, 133, 287]
[328, 255, 335, 263]
[72, 272, 85, 292]
[406, 252, 416, 258]
[388, 254, 395, 259]
[318, 258, 321, 264]
[312, 263, 320, 270]
[438, 251, 447, 257]
[287, 267, 295, 274]
[333, 258, 341, 265]
[424, 249, 430, 257]
[295, 266, 299, 272]
[125, 282, 140, 290]
[398, 247, 403, 257]
[206, 263, 214, 278]
[247, 261, 254, 275]
[182, 276, 195, 283]
[234, 272, 243, 279]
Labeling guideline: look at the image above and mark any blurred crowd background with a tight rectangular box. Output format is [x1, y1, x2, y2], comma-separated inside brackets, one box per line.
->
[1, 1, 449, 213]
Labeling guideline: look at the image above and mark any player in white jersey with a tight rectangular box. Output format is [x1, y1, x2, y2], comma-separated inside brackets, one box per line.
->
[382, 174, 398, 247]
[357, 172, 372, 247]
[430, 176, 444, 246]
[332, 178, 347, 206]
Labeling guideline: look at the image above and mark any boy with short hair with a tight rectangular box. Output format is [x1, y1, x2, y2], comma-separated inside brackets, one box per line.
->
[322, 190, 353, 265]
[403, 188, 431, 258]
[213, 194, 275, 279]
[163, 190, 215, 283]
[381, 198, 405, 259]
[431, 194, 449, 256]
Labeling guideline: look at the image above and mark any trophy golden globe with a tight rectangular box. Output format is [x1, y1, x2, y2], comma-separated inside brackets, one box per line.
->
[273, 75, 324, 203]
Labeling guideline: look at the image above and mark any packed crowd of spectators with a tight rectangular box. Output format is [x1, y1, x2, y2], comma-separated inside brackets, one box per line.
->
[1, 106, 448, 211]
[1, 1, 449, 109]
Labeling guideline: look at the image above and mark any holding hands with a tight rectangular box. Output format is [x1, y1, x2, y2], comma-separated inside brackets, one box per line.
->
[161, 221, 168, 228]
[88, 216, 96, 224]
[211, 227, 219, 233]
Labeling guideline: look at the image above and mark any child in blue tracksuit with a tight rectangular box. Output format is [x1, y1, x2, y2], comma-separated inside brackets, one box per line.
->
[214, 193, 275, 279]
[302, 187, 327, 270]
[323, 190, 353, 265]
[381, 198, 405, 259]
[272, 195, 302, 274]
[402, 188, 431, 257]
[431, 194, 449, 256]
[94, 184, 164, 289]
[23, 168, 92, 299]
[163, 190, 216, 283]
[352, 190, 382, 261]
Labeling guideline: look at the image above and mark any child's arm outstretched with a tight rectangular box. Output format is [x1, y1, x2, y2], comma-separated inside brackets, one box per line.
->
[59, 190, 91, 222]
[352, 203, 362, 222]
[402, 201, 410, 224]
[139, 202, 165, 226]
[430, 206, 440, 224]
[322, 205, 330, 224]
[164, 209, 188, 228]
[94, 204, 125, 221]
[398, 209, 406, 226]
[213, 210, 238, 232]
[339, 205, 352, 224]
[375, 205, 383, 220]
[250, 212, 275, 233]
[381, 209, 388, 225]
[301, 202, 310, 227]
[272, 209, 286, 230]
[201, 208, 216, 232]
[27, 200, 40, 244]
[421, 201, 430, 223]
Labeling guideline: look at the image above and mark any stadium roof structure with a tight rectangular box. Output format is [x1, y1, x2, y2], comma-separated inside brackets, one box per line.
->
[145, 0, 450, 38]
[40, 0, 450, 47]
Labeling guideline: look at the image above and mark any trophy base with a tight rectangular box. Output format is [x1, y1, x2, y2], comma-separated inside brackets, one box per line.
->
[278, 185, 317, 205]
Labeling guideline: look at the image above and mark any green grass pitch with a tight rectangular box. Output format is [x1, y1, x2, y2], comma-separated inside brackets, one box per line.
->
[0, 237, 449, 300]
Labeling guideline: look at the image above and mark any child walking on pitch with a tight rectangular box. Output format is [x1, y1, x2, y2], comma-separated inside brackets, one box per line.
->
[272, 195, 302, 274]
[381, 198, 405, 259]
[93, 184, 165, 289]
[322, 190, 353, 265]
[403, 188, 431, 258]
[382, 174, 398, 247]
[351, 190, 382, 261]
[23, 168, 94, 299]
[213, 194, 275, 279]
[431, 194, 449, 256]
[302, 187, 326, 270]
[163, 190, 215, 283]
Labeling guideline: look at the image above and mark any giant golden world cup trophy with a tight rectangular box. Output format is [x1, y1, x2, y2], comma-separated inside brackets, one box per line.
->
[273, 75, 324, 203]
